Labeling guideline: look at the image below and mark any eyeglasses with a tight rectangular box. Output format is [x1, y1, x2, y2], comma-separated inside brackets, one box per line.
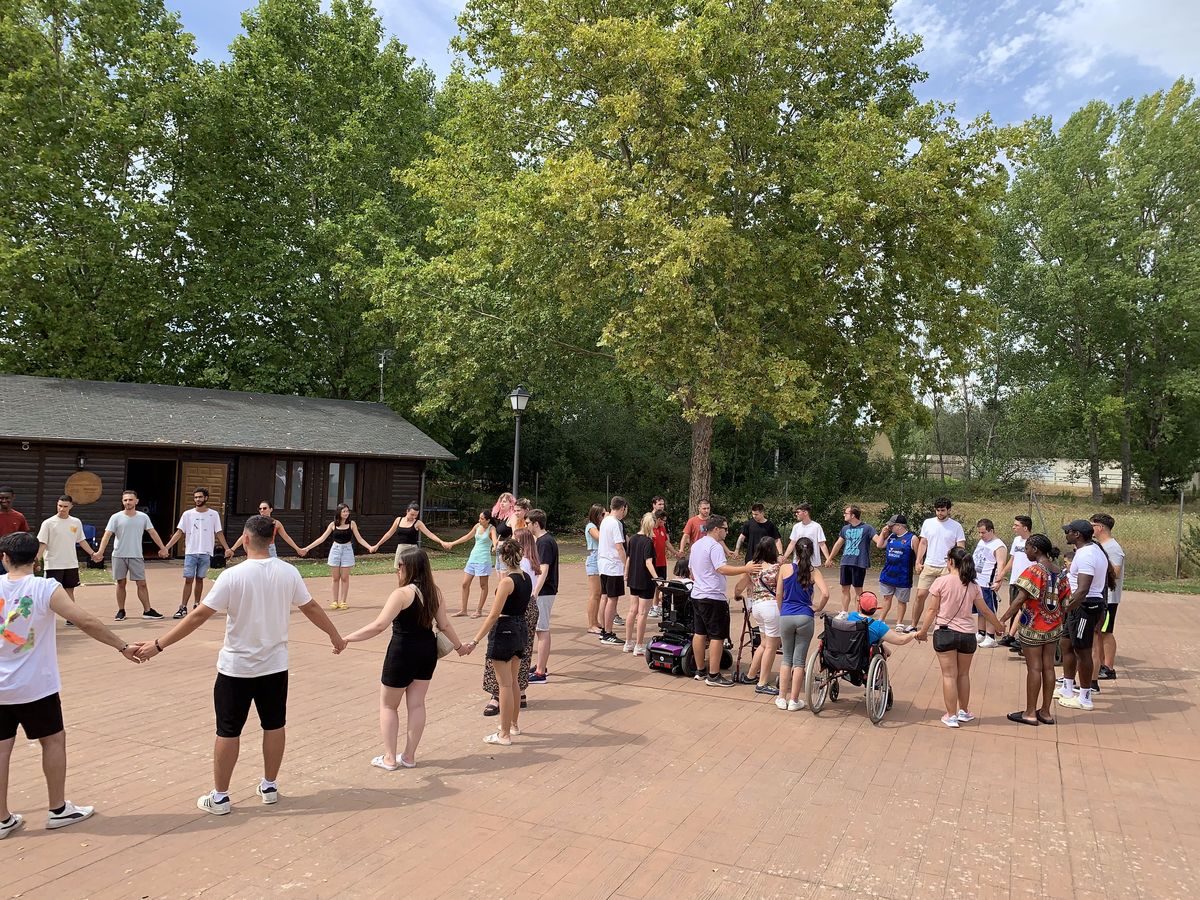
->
[258, 507, 270, 511]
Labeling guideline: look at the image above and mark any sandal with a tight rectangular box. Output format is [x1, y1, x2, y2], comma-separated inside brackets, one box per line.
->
[1007, 711, 1039, 726]
[483, 701, 499, 717]
[1036, 711, 1057, 725]
[452, 611, 467, 617]
[371, 755, 399, 771]
[586, 627, 602, 635]
[520, 696, 528, 710]
[484, 732, 512, 746]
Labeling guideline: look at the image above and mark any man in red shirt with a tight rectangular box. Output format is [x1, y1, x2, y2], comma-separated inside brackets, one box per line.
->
[0, 486, 29, 574]
[678, 499, 712, 557]
[650, 506, 675, 616]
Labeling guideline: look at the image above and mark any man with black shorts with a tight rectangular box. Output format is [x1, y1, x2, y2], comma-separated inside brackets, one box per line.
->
[134, 516, 345, 815]
[1, 532, 141, 838]
[688, 516, 760, 687]
[36, 496, 93, 608]
[1055, 520, 1109, 712]
[824, 505, 876, 612]
[596, 497, 628, 645]
[1090, 513, 1124, 681]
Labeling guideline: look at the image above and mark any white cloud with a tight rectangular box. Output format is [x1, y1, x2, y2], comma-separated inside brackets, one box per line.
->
[893, 0, 969, 63]
[1022, 81, 1051, 108]
[1037, 0, 1200, 79]
[980, 32, 1035, 79]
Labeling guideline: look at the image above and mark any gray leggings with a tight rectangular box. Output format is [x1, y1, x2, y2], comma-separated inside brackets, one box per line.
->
[779, 615, 815, 667]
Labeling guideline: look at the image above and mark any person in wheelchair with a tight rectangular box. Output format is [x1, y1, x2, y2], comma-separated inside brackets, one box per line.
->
[846, 592, 917, 658]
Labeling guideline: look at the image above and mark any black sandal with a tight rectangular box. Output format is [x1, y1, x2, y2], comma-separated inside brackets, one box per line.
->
[520, 695, 528, 709]
[1036, 710, 1056, 725]
[1007, 711, 1039, 726]
[483, 701, 499, 717]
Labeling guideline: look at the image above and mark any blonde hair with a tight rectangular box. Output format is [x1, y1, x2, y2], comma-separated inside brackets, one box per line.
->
[639, 512, 656, 537]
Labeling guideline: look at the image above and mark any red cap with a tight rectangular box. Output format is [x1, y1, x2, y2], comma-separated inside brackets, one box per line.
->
[858, 591, 879, 615]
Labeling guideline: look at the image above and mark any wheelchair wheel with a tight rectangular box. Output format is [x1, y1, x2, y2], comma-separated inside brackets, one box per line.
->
[830, 680, 840, 701]
[865, 654, 889, 724]
[804, 645, 829, 713]
[680, 649, 697, 678]
[721, 648, 733, 671]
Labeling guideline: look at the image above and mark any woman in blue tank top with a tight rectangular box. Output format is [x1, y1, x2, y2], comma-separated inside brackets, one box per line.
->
[443, 511, 497, 617]
[773, 538, 831, 711]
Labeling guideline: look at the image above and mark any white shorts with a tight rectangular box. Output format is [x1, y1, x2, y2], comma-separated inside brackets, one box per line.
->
[751, 598, 781, 639]
[535, 595, 555, 631]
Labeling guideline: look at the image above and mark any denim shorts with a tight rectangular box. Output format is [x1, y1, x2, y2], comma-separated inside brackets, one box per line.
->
[464, 560, 492, 577]
[328, 543, 355, 568]
[268, 544, 278, 559]
[585, 551, 599, 576]
[183, 553, 210, 579]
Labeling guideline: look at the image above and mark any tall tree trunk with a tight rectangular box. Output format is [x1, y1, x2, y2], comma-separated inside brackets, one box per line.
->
[688, 414, 714, 510]
[932, 395, 947, 481]
[962, 377, 972, 481]
[1120, 343, 1133, 504]
[1088, 410, 1102, 503]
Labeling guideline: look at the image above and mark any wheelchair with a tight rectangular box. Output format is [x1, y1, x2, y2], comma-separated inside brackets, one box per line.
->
[645, 580, 733, 677]
[803, 613, 891, 724]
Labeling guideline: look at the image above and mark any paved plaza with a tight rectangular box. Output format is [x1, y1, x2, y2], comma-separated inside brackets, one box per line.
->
[4, 562, 1198, 899]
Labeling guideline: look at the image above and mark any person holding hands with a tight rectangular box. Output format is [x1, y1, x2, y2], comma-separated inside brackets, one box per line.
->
[133, 516, 346, 815]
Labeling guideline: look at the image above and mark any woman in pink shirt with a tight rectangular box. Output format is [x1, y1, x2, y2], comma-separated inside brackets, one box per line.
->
[915, 547, 1004, 728]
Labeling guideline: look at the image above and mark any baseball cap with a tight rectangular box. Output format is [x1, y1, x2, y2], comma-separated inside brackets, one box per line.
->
[858, 591, 879, 615]
[886, 514, 907, 526]
[1063, 519, 1094, 538]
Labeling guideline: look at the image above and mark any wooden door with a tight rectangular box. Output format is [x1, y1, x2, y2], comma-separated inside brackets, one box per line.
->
[178, 461, 229, 525]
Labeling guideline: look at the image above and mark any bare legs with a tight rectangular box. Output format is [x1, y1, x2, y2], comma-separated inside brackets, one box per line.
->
[116, 579, 152, 613]
[586, 575, 602, 633]
[755, 636, 779, 688]
[1021, 643, 1057, 721]
[625, 597, 650, 647]
[329, 568, 352, 608]
[934, 650, 975, 718]
[379, 682, 430, 766]
[496, 657, 521, 740]
[212, 728, 285, 793]
[534, 628, 551, 675]
[602, 592, 620, 634]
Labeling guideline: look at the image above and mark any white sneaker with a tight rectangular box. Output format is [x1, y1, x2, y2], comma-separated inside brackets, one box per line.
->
[623, 642, 634, 653]
[196, 793, 231, 816]
[46, 801, 94, 830]
[775, 696, 789, 710]
[941, 714, 960, 728]
[633, 644, 645, 656]
[0, 814, 24, 839]
[979, 636, 997, 649]
[256, 784, 279, 805]
[788, 699, 805, 711]
[957, 709, 976, 723]
[649, 606, 661, 618]
[1077, 692, 1094, 711]
[1053, 684, 1074, 700]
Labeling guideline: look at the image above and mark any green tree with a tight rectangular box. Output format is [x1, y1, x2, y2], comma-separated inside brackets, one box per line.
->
[0, 0, 194, 379]
[174, 0, 435, 398]
[376, 0, 1014, 507]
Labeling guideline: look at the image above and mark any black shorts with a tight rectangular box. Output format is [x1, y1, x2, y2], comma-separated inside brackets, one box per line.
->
[840, 565, 867, 588]
[213, 671, 288, 738]
[631, 584, 655, 601]
[46, 567, 80, 590]
[1066, 604, 1104, 649]
[654, 565, 667, 580]
[487, 615, 525, 661]
[933, 628, 977, 654]
[600, 574, 625, 598]
[1100, 604, 1118, 634]
[1008, 584, 1020, 605]
[0, 692, 64, 741]
[692, 597, 731, 640]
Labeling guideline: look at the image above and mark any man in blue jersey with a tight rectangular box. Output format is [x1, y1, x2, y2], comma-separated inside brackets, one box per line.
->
[873, 515, 917, 628]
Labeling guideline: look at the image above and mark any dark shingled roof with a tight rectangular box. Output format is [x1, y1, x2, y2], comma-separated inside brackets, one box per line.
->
[0, 376, 455, 461]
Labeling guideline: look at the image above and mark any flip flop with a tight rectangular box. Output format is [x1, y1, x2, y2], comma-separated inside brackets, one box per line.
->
[470, 612, 482, 619]
[586, 627, 603, 635]
[451, 611, 467, 617]
[371, 755, 399, 771]
[1007, 711, 1039, 726]
[484, 732, 512, 746]
[1036, 711, 1057, 725]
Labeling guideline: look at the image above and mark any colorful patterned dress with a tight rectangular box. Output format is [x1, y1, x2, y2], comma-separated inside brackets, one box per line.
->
[1013, 562, 1069, 645]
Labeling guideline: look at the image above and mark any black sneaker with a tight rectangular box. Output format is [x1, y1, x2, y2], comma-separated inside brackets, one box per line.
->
[693, 668, 708, 681]
[997, 635, 1015, 647]
[114, 609, 126, 621]
[613, 614, 625, 626]
[1099, 665, 1116, 680]
[1091, 680, 1101, 693]
[706, 673, 736, 688]
[173, 606, 187, 619]
[64, 621, 75, 627]
[754, 683, 780, 695]
[142, 608, 164, 620]
[737, 673, 757, 685]
[599, 632, 622, 645]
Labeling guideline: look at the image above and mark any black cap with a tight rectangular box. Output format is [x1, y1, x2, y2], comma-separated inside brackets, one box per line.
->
[886, 514, 908, 526]
[1063, 519, 1094, 538]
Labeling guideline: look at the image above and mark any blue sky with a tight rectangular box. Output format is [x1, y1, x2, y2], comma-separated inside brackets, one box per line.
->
[169, 0, 1199, 127]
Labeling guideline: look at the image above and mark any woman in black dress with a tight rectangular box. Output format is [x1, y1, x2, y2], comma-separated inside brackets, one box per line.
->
[344, 545, 467, 769]
[463, 539, 529, 745]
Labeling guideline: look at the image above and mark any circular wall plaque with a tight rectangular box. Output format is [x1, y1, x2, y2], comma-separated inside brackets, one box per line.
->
[65, 471, 103, 505]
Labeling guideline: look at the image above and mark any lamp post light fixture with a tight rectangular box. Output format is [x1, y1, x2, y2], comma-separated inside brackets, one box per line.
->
[508, 386, 531, 497]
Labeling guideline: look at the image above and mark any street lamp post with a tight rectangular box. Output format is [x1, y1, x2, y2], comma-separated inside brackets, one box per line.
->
[509, 385, 531, 497]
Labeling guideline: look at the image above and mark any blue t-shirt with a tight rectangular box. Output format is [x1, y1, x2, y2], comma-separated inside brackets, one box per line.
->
[847, 611, 889, 645]
[879, 532, 916, 588]
[839, 523, 876, 569]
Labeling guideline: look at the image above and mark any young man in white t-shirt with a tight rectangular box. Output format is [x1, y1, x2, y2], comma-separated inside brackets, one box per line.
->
[36, 496, 93, 600]
[596, 497, 629, 645]
[1, 532, 141, 839]
[135, 516, 345, 815]
[782, 503, 828, 565]
[162, 488, 233, 619]
[1055, 520, 1110, 712]
[908, 498, 966, 633]
[971, 519, 1007, 647]
[992, 515, 1032, 648]
[1090, 513, 1125, 681]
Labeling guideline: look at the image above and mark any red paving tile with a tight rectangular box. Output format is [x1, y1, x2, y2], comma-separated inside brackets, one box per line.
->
[3, 561, 1198, 898]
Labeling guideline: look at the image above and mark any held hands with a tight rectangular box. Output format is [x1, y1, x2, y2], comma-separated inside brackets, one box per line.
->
[158, 548, 169, 558]
[332, 635, 347, 654]
[120, 644, 143, 664]
[133, 641, 161, 661]
[456, 642, 473, 657]
[91, 552, 103, 563]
